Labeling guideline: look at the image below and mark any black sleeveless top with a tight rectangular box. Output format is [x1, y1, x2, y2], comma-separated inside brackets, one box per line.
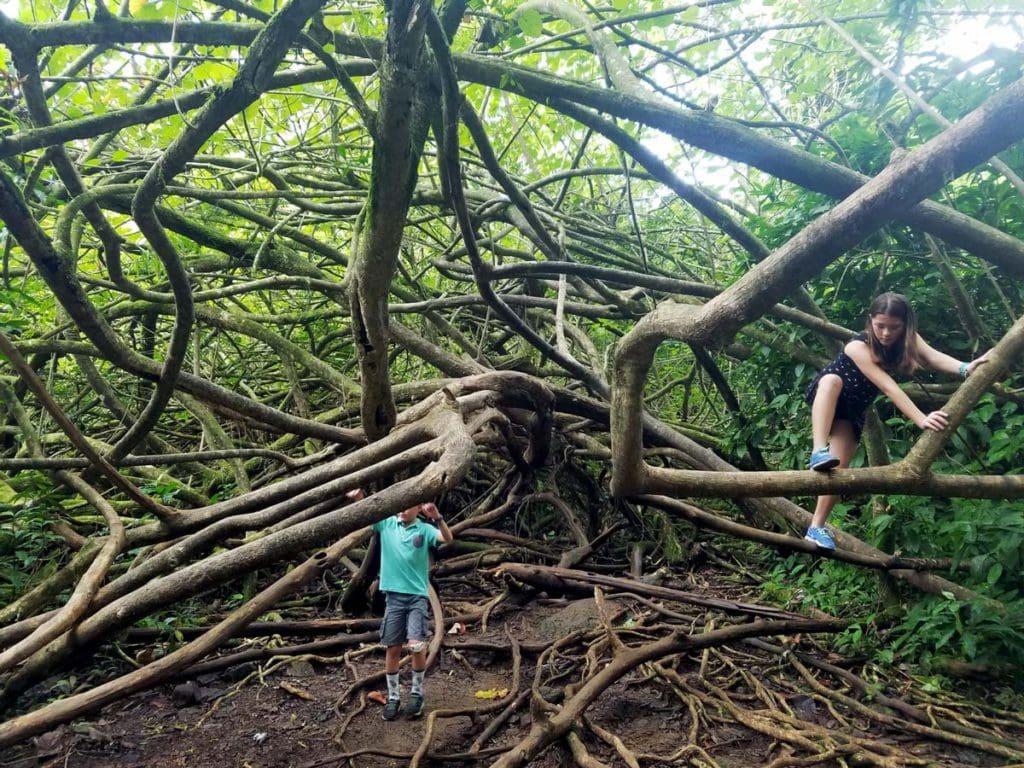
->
[804, 333, 880, 437]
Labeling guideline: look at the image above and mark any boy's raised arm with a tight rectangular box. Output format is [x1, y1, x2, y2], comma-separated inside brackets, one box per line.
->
[421, 502, 453, 544]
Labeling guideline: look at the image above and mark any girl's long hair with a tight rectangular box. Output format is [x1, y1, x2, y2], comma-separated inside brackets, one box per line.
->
[865, 292, 921, 375]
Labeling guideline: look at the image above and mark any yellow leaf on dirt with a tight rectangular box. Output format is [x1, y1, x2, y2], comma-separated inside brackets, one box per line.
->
[278, 681, 315, 701]
[473, 688, 509, 700]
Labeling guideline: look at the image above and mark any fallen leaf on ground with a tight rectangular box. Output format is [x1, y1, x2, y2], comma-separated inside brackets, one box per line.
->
[368, 690, 388, 705]
[474, 688, 509, 700]
[279, 681, 315, 701]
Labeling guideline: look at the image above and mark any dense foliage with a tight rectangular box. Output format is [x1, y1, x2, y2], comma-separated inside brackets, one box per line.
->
[1, 0, 1023, 741]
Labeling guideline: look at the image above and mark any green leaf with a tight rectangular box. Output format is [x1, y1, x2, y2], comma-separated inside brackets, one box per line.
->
[962, 632, 978, 660]
[871, 514, 894, 535]
[0, 480, 17, 504]
[135, 0, 174, 19]
[986, 563, 1003, 586]
[191, 61, 234, 83]
[323, 14, 346, 30]
[517, 9, 543, 37]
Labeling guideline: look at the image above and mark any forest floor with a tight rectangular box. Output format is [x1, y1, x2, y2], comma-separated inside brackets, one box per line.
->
[3, 557, 1024, 768]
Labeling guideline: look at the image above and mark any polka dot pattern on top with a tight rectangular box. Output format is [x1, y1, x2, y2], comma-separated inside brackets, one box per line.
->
[804, 333, 879, 440]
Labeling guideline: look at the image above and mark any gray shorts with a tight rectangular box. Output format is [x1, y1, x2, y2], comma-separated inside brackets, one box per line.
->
[380, 592, 429, 647]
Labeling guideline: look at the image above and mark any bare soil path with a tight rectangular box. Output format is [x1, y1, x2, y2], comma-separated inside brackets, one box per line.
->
[4, 565, 1023, 768]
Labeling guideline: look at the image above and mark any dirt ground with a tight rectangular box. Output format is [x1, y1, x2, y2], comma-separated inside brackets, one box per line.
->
[3, 572, 1023, 768]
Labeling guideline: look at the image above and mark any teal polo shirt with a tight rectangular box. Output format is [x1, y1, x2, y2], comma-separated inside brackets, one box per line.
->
[372, 516, 440, 596]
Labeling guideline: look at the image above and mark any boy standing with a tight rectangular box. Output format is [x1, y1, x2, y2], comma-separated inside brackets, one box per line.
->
[372, 501, 452, 720]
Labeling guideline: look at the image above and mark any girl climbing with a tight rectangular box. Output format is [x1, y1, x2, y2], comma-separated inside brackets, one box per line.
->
[803, 292, 988, 550]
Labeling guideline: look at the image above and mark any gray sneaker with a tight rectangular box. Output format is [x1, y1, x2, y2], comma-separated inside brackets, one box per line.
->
[404, 692, 424, 718]
[382, 697, 401, 721]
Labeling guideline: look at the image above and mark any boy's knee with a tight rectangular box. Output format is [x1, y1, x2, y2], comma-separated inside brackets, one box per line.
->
[408, 639, 427, 654]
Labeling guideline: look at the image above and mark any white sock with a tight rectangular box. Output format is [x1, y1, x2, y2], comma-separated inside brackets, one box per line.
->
[386, 672, 400, 701]
[411, 669, 425, 695]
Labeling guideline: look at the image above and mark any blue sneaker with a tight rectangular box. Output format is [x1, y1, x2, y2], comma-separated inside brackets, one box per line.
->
[804, 526, 836, 550]
[808, 448, 840, 471]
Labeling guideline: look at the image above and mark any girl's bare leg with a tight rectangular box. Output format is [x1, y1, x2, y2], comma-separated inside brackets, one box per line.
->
[810, 419, 858, 528]
[811, 374, 843, 451]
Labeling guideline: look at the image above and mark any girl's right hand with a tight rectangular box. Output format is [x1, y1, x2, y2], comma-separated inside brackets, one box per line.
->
[918, 410, 949, 431]
[966, 350, 992, 376]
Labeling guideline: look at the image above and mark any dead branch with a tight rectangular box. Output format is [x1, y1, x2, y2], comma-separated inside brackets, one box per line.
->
[488, 617, 846, 768]
[492, 563, 817, 621]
